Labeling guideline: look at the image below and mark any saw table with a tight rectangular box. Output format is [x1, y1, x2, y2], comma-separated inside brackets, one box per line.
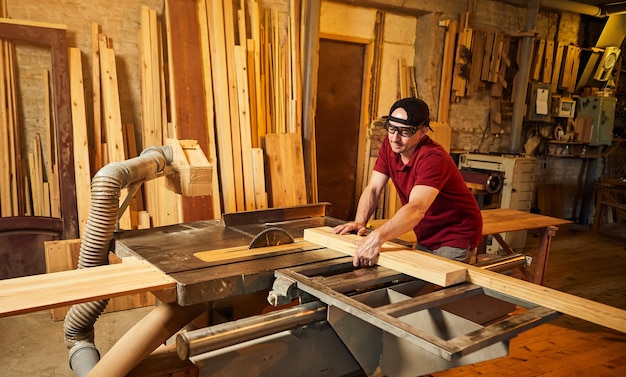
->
[107, 203, 625, 377]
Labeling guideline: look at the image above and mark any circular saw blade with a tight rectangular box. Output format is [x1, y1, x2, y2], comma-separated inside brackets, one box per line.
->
[248, 227, 295, 249]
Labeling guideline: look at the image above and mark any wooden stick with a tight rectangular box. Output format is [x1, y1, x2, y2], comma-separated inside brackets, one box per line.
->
[91, 22, 103, 172]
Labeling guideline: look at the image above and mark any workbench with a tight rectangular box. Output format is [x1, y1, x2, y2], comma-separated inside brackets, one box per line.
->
[373, 208, 572, 285]
[479, 208, 572, 285]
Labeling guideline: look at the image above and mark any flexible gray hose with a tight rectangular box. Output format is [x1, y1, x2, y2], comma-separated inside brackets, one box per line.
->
[63, 146, 172, 377]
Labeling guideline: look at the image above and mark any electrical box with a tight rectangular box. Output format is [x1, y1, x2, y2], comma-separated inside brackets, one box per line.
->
[577, 96, 616, 146]
[526, 82, 552, 122]
[551, 97, 576, 118]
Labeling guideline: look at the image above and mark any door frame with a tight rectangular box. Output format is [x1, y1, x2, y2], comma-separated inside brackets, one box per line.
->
[317, 32, 375, 204]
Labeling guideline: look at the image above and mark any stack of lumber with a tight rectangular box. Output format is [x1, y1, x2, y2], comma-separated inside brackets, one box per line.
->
[450, 12, 511, 102]
[0, 37, 61, 220]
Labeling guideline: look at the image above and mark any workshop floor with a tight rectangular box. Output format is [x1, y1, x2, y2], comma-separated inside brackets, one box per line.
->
[1, 224, 625, 377]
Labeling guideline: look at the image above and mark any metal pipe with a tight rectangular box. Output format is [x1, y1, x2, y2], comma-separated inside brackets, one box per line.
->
[86, 302, 207, 377]
[63, 145, 173, 377]
[541, 0, 604, 17]
[177, 301, 327, 360]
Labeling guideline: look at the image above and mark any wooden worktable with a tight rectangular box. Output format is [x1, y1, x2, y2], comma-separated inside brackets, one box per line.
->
[372, 208, 572, 285]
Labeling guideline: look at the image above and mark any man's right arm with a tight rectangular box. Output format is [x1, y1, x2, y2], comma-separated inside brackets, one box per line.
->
[333, 170, 389, 236]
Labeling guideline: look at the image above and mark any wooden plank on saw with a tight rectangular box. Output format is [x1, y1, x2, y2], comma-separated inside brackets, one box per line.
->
[165, 0, 214, 221]
[44, 239, 156, 321]
[466, 267, 626, 334]
[1, 256, 174, 318]
[68, 47, 91, 237]
[305, 225, 626, 334]
[265, 133, 307, 208]
[303, 226, 467, 287]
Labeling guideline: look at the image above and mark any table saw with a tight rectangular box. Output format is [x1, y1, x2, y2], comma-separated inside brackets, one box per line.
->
[106, 203, 578, 377]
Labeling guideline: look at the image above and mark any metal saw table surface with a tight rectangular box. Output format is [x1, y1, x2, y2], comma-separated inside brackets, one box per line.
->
[114, 204, 349, 306]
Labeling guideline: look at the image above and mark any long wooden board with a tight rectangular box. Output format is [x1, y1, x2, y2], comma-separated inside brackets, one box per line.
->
[303, 227, 467, 287]
[303, 226, 626, 333]
[45, 238, 156, 320]
[0, 256, 175, 318]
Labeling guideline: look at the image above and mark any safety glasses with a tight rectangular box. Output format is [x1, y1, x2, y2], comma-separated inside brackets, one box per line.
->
[383, 119, 418, 137]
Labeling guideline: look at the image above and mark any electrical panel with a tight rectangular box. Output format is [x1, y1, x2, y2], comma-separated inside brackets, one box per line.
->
[577, 96, 616, 146]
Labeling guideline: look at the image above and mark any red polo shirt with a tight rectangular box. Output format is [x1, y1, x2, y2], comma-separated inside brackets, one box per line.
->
[374, 135, 482, 250]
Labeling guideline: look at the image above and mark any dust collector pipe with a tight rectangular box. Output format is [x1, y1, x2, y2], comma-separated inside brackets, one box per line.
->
[63, 145, 173, 377]
[86, 301, 207, 377]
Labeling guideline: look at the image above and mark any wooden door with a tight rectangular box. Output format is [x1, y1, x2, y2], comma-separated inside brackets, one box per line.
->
[315, 39, 365, 220]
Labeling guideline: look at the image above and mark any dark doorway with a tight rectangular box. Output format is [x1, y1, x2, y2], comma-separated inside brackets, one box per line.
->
[315, 39, 365, 220]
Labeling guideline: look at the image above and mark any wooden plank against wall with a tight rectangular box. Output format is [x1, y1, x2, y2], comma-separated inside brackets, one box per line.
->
[99, 44, 131, 229]
[165, 0, 214, 222]
[68, 48, 91, 237]
[265, 133, 307, 208]
[206, 0, 236, 213]
[198, 0, 222, 217]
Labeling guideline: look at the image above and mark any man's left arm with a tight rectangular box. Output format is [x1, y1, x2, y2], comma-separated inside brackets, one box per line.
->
[353, 185, 439, 266]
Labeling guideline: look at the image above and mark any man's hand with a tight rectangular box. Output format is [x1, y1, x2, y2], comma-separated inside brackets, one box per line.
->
[332, 222, 367, 236]
[353, 231, 382, 268]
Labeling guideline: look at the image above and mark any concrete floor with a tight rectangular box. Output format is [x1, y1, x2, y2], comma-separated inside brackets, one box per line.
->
[0, 306, 153, 377]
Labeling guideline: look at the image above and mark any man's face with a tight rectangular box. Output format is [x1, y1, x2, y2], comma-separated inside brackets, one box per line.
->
[386, 108, 427, 155]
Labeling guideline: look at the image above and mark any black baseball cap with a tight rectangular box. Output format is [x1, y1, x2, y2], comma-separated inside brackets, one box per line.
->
[384, 97, 433, 132]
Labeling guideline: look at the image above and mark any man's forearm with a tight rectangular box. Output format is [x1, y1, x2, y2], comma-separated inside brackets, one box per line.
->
[353, 187, 379, 226]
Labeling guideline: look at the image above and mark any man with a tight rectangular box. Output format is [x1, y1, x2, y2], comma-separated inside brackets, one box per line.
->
[333, 97, 482, 267]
